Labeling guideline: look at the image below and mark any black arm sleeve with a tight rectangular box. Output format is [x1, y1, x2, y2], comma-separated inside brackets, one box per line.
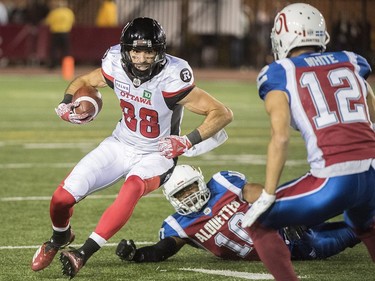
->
[164, 85, 195, 110]
[133, 237, 180, 263]
[103, 76, 114, 89]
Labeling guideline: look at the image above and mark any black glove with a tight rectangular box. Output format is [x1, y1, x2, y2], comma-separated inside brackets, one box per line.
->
[281, 226, 307, 242]
[116, 239, 137, 261]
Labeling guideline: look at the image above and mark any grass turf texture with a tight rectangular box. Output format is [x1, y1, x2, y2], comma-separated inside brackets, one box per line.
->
[0, 74, 373, 280]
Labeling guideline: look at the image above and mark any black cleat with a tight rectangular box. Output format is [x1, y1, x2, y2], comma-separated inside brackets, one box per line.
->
[60, 248, 84, 279]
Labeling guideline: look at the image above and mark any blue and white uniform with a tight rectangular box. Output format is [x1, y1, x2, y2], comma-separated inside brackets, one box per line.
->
[257, 51, 375, 231]
[160, 171, 359, 261]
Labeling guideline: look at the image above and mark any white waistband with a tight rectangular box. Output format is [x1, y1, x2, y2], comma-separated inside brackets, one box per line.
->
[311, 159, 373, 178]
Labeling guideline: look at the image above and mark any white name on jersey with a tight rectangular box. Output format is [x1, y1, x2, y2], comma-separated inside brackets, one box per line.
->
[304, 54, 339, 66]
[195, 200, 241, 243]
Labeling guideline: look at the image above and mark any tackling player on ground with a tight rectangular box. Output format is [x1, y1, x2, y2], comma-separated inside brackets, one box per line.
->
[116, 165, 360, 264]
[31, 17, 232, 279]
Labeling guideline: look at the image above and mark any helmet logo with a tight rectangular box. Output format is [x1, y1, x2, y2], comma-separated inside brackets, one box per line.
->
[132, 39, 152, 48]
[275, 13, 289, 35]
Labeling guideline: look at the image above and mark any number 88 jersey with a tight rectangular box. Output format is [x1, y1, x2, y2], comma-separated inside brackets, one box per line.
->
[257, 51, 375, 177]
[101, 44, 195, 153]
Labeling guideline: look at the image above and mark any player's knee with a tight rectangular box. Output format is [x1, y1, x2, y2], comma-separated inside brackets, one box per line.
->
[122, 175, 146, 195]
[51, 186, 76, 208]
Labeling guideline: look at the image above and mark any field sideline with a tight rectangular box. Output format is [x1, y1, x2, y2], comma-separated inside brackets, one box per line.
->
[0, 72, 373, 281]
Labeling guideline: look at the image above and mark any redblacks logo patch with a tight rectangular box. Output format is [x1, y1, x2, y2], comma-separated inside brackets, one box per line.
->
[180, 68, 192, 82]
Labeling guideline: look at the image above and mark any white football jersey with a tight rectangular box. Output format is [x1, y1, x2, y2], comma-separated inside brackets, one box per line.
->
[101, 44, 195, 153]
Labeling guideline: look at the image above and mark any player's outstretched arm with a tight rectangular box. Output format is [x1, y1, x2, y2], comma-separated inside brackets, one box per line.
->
[116, 237, 185, 263]
[242, 90, 289, 228]
[158, 86, 233, 159]
[179, 86, 233, 141]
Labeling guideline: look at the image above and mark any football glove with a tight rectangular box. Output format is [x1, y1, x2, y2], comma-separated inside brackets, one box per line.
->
[281, 226, 307, 244]
[55, 102, 91, 124]
[158, 135, 192, 159]
[116, 239, 137, 261]
[242, 189, 276, 228]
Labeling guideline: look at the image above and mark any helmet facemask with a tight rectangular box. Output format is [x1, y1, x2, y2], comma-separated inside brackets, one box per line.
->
[121, 40, 166, 87]
[163, 165, 211, 215]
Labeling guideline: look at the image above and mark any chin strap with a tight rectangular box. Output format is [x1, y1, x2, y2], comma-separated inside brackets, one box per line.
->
[122, 58, 166, 87]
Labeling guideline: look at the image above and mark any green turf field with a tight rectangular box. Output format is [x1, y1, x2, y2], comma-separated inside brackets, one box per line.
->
[0, 74, 373, 280]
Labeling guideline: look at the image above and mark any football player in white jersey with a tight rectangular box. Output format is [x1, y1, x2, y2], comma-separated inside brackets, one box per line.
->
[31, 17, 232, 279]
[238, 3, 375, 281]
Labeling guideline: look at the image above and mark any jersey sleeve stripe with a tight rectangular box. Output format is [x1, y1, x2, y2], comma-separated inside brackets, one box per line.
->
[212, 172, 242, 196]
[162, 84, 195, 98]
[165, 215, 189, 238]
[101, 68, 114, 83]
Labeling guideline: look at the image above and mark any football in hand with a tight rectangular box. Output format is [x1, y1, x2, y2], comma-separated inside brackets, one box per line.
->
[72, 86, 103, 119]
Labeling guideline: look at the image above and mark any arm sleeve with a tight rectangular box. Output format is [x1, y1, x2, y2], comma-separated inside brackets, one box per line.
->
[257, 63, 288, 101]
[133, 237, 181, 263]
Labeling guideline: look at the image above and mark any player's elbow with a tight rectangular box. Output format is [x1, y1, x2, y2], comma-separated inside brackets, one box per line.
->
[271, 129, 290, 149]
[273, 134, 289, 150]
[222, 106, 234, 126]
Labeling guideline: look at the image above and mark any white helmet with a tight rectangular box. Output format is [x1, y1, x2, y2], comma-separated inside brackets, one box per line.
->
[163, 165, 210, 215]
[271, 3, 330, 60]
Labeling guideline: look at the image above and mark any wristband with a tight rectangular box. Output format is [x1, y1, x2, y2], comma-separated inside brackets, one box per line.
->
[186, 129, 202, 146]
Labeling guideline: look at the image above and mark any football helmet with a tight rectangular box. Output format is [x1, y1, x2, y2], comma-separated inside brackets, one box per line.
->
[120, 17, 166, 86]
[163, 165, 210, 215]
[270, 3, 330, 60]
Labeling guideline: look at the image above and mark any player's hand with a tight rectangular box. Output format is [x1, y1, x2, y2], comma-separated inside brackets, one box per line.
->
[55, 102, 90, 124]
[242, 189, 276, 228]
[158, 135, 192, 159]
[116, 239, 137, 261]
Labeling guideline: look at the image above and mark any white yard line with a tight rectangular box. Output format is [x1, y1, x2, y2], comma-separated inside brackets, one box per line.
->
[0, 163, 76, 169]
[0, 193, 164, 202]
[179, 268, 274, 280]
[0, 155, 306, 169]
[23, 143, 97, 149]
[1, 141, 307, 168]
[0, 241, 153, 250]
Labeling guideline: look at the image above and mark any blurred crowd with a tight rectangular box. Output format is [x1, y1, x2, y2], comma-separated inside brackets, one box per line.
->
[0, 0, 49, 25]
[0, 0, 118, 26]
[331, 13, 371, 57]
[0, 0, 119, 68]
[0, 0, 373, 70]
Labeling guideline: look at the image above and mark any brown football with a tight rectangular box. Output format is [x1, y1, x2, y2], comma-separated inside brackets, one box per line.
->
[72, 86, 103, 119]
